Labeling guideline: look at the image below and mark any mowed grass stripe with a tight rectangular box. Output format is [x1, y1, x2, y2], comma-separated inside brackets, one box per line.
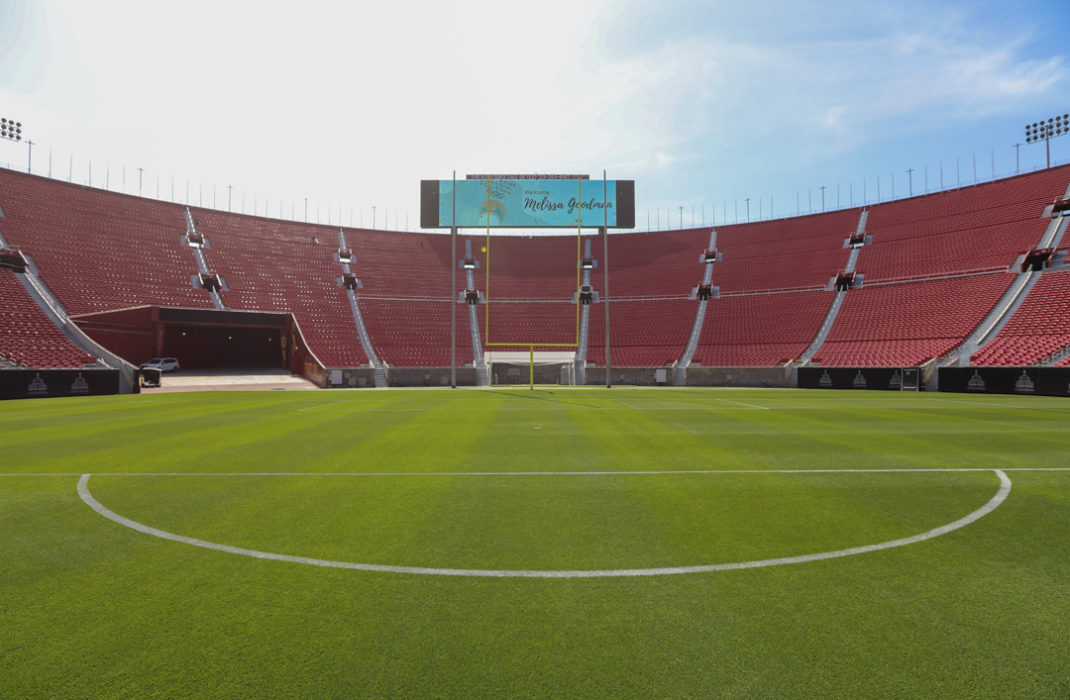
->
[1, 391, 1069, 697]
[5, 388, 1070, 475]
[83, 470, 1006, 572]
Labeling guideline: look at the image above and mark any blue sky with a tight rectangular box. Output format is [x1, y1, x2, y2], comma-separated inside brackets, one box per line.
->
[1, 0, 1068, 230]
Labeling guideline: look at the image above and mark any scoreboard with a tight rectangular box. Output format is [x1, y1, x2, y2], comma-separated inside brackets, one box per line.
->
[421, 176, 634, 228]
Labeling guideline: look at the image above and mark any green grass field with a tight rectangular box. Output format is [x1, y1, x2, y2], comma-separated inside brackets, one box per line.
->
[2, 388, 1069, 697]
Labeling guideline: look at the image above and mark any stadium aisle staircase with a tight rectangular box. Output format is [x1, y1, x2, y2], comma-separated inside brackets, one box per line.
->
[0, 267, 98, 368]
[184, 208, 225, 310]
[797, 209, 869, 363]
[674, 229, 718, 384]
[462, 239, 489, 386]
[337, 229, 386, 386]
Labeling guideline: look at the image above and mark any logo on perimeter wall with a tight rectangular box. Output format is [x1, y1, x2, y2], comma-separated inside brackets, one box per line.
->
[27, 373, 47, 397]
[70, 373, 89, 394]
[1014, 370, 1035, 394]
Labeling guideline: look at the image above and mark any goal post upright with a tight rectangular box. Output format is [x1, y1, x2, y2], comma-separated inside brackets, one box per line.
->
[576, 178, 583, 346]
[484, 176, 491, 347]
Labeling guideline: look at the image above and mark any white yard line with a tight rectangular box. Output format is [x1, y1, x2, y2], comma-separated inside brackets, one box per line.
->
[296, 400, 349, 413]
[923, 397, 1070, 413]
[77, 469, 1011, 578]
[711, 397, 770, 410]
[5, 467, 1070, 477]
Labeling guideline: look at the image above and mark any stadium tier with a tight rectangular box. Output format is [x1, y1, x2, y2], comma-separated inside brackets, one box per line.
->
[190, 210, 371, 368]
[971, 269, 1070, 366]
[587, 300, 697, 367]
[0, 170, 212, 313]
[713, 209, 858, 292]
[694, 291, 834, 366]
[346, 228, 470, 367]
[0, 267, 97, 368]
[480, 234, 586, 350]
[606, 227, 710, 297]
[860, 167, 1070, 281]
[812, 274, 1015, 367]
[1, 164, 1070, 377]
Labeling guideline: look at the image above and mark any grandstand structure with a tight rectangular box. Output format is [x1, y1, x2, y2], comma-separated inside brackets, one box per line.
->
[1, 163, 1070, 395]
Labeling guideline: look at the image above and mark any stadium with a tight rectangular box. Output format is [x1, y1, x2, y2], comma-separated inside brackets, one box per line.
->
[3, 1, 1070, 697]
[3, 163, 1070, 394]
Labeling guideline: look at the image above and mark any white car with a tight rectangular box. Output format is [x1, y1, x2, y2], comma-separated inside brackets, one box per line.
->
[140, 357, 180, 373]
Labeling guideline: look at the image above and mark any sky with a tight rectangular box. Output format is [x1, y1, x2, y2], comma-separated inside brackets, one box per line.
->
[1, 0, 1068, 231]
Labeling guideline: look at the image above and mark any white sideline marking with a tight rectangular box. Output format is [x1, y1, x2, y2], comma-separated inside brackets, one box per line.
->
[4, 467, 1069, 477]
[923, 398, 1070, 413]
[77, 470, 1012, 579]
[712, 397, 770, 410]
[619, 402, 759, 411]
[296, 400, 349, 413]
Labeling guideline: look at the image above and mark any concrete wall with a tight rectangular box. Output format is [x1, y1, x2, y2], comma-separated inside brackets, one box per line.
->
[584, 366, 792, 387]
[679, 366, 794, 388]
[319, 365, 794, 389]
[384, 367, 478, 388]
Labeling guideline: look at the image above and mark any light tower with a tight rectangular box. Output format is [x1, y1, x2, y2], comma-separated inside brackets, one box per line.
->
[1025, 113, 1069, 168]
[0, 116, 31, 173]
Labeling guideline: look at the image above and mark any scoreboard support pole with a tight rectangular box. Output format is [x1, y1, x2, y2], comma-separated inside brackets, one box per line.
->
[450, 170, 457, 389]
[603, 170, 611, 388]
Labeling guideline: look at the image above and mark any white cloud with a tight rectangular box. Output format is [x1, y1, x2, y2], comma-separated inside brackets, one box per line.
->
[823, 106, 846, 130]
[1, 0, 1067, 224]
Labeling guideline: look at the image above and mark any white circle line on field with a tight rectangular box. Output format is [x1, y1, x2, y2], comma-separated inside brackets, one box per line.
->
[3, 467, 1068, 477]
[77, 470, 1012, 578]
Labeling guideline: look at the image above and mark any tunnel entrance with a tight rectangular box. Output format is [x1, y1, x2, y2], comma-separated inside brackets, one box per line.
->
[74, 306, 291, 371]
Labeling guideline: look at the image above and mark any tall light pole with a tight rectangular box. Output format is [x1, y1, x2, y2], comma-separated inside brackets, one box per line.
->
[818, 185, 826, 212]
[1013, 143, 1021, 174]
[906, 168, 913, 196]
[1025, 113, 1068, 168]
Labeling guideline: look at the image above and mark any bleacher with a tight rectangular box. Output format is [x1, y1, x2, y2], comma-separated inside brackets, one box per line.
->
[607, 228, 710, 297]
[361, 299, 473, 367]
[587, 300, 695, 367]
[860, 168, 1069, 281]
[3, 163, 1070, 374]
[813, 274, 1014, 367]
[476, 234, 587, 350]
[575, 229, 707, 366]
[694, 291, 834, 366]
[351, 229, 465, 366]
[0, 268, 97, 368]
[189, 210, 370, 368]
[971, 269, 1070, 366]
[713, 210, 858, 292]
[0, 170, 212, 314]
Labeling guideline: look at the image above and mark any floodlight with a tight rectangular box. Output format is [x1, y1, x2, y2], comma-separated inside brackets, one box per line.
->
[0, 115, 23, 142]
[1024, 112, 1069, 167]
